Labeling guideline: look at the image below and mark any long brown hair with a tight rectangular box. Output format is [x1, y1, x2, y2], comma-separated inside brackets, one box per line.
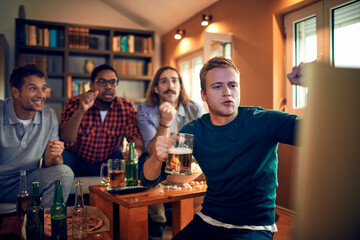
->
[145, 66, 190, 107]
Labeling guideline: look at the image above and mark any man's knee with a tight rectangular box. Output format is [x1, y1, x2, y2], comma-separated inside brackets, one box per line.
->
[50, 164, 75, 184]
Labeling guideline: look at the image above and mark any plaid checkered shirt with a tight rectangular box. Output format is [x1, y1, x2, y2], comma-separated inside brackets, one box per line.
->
[60, 96, 142, 164]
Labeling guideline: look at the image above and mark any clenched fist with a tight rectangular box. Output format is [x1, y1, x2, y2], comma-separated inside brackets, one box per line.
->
[159, 102, 177, 126]
[79, 90, 99, 112]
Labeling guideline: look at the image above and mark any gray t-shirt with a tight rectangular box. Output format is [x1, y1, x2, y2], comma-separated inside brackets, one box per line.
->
[0, 98, 59, 176]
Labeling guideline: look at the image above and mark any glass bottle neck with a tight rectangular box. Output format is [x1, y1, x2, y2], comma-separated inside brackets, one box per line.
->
[128, 143, 137, 163]
[29, 195, 41, 206]
[19, 170, 28, 195]
[74, 184, 85, 208]
[53, 182, 64, 204]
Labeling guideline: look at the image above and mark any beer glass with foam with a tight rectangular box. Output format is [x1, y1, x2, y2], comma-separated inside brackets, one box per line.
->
[100, 159, 126, 189]
[165, 132, 194, 175]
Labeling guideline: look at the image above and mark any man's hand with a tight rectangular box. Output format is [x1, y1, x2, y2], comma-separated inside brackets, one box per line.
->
[287, 63, 305, 86]
[159, 102, 177, 126]
[79, 90, 99, 112]
[155, 136, 170, 163]
[44, 140, 64, 167]
[142, 136, 170, 181]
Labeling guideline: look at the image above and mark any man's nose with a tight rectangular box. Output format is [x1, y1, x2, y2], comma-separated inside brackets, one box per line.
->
[222, 86, 231, 96]
[37, 89, 46, 98]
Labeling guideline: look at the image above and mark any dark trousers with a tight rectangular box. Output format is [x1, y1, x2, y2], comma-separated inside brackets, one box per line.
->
[172, 214, 273, 240]
[62, 150, 124, 177]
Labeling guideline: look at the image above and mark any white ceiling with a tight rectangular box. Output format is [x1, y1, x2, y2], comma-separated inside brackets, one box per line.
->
[99, 0, 218, 36]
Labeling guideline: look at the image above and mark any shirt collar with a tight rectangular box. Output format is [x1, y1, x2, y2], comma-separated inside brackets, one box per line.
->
[177, 103, 185, 117]
[7, 98, 40, 125]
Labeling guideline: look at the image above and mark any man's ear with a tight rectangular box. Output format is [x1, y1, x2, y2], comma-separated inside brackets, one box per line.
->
[90, 81, 95, 91]
[201, 89, 206, 102]
[154, 86, 159, 94]
[11, 87, 19, 99]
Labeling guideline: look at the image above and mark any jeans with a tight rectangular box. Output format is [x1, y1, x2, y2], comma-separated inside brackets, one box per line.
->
[172, 214, 273, 240]
[0, 164, 74, 208]
[62, 150, 124, 177]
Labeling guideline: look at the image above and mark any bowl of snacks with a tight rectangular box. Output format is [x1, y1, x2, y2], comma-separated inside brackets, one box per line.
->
[166, 162, 203, 184]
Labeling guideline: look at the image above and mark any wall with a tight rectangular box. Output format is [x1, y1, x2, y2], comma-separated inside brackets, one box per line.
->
[0, 0, 161, 95]
[161, 0, 318, 209]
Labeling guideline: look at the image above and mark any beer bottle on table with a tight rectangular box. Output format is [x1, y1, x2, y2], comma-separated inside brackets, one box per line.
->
[16, 169, 29, 218]
[72, 179, 87, 240]
[26, 181, 44, 240]
[126, 142, 138, 186]
[51, 180, 67, 240]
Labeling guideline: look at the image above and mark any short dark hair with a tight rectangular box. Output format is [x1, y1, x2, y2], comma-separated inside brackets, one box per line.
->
[145, 66, 190, 107]
[91, 64, 118, 83]
[200, 57, 239, 93]
[9, 64, 46, 90]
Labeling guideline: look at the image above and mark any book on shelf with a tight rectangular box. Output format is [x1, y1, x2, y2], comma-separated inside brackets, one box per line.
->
[18, 55, 63, 74]
[112, 35, 152, 54]
[43, 28, 49, 47]
[69, 27, 102, 50]
[113, 59, 146, 77]
[71, 79, 91, 97]
[20, 24, 63, 48]
[49, 29, 57, 48]
[128, 34, 135, 53]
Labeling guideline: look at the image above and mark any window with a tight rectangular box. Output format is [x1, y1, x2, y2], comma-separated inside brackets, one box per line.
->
[332, 0, 360, 68]
[285, 0, 359, 115]
[178, 50, 203, 105]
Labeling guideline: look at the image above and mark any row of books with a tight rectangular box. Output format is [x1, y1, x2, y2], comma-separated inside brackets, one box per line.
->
[67, 76, 91, 98]
[112, 35, 153, 54]
[19, 24, 65, 48]
[113, 59, 148, 77]
[18, 55, 62, 73]
[68, 27, 100, 50]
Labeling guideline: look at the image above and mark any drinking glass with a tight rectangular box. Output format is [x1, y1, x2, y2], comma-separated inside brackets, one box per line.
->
[165, 133, 194, 175]
[100, 159, 126, 189]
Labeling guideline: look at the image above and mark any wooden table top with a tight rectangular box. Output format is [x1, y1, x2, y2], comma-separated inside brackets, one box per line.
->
[89, 182, 207, 208]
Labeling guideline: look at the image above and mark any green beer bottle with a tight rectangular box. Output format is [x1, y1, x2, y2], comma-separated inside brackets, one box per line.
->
[51, 180, 67, 240]
[126, 142, 138, 186]
[26, 182, 44, 240]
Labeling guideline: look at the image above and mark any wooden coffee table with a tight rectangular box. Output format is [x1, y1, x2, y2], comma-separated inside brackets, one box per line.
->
[89, 183, 207, 240]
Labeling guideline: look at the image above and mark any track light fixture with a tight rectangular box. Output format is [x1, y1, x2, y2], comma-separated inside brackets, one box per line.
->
[174, 29, 185, 40]
[201, 14, 212, 26]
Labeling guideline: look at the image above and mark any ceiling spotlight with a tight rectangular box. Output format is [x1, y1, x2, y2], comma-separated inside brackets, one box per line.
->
[201, 14, 212, 26]
[174, 29, 185, 40]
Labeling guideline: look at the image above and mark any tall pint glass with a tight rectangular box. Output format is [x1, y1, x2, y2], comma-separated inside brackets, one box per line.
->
[165, 133, 194, 175]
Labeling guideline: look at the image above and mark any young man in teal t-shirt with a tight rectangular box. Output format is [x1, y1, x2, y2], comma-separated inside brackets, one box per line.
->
[141, 57, 302, 240]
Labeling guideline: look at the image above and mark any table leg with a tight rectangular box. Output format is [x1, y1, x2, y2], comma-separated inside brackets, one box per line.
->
[119, 205, 148, 240]
[172, 198, 194, 236]
[90, 193, 114, 240]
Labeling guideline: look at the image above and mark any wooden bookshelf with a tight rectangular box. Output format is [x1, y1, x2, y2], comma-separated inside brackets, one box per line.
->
[15, 18, 154, 118]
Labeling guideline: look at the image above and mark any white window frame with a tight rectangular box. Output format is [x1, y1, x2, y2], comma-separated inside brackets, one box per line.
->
[284, 0, 355, 116]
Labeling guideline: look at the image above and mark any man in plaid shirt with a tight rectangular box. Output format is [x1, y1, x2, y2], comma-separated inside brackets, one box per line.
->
[59, 64, 144, 176]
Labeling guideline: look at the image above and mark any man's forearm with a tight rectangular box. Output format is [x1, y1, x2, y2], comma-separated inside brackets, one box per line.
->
[143, 155, 163, 181]
[134, 138, 144, 158]
[59, 109, 85, 143]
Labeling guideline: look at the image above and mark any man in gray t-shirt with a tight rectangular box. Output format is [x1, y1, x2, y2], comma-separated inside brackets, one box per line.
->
[0, 64, 74, 209]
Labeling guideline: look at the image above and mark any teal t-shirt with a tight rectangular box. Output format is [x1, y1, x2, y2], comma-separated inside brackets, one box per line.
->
[141, 106, 299, 226]
[181, 106, 299, 226]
